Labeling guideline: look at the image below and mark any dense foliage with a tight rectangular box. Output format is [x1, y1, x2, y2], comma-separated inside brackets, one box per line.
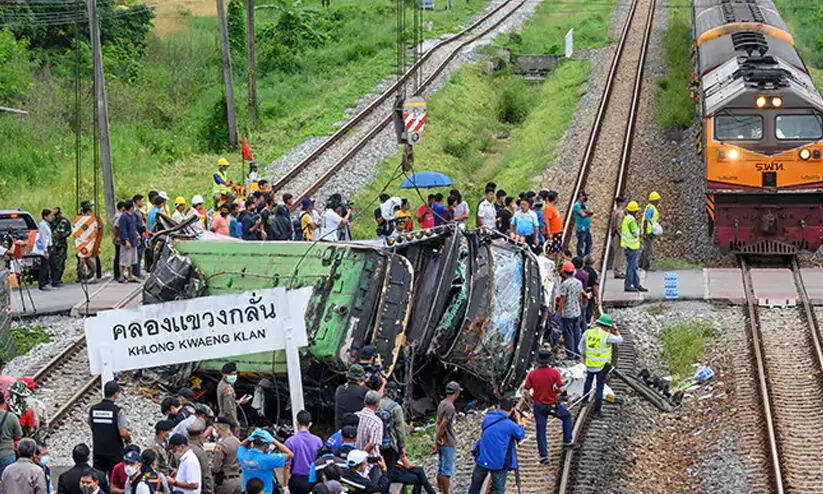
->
[0, 28, 37, 104]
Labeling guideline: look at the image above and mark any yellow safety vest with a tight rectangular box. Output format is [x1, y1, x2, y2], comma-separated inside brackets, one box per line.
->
[213, 169, 230, 196]
[620, 214, 640, 250]
[584, 327, 613, 369]
[643, 204, 659, 235]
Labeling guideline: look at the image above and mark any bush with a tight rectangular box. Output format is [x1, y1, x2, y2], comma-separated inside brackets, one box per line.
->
[660, 320, 714, 378]
[0, 28, 36, 104]
[497, 80, 530, 125]
[200, 96, 231, 152]
[227, 0, 247, 58]
[257, 1, 332, 75]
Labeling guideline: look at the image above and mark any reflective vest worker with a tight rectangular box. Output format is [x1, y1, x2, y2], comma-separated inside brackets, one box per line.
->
[88, 380, 131, 476]
[579, 314, 623, 417]
[212, 159, 235, 207]
[621, 201, 646, 292]
[640, 191, 661, 272]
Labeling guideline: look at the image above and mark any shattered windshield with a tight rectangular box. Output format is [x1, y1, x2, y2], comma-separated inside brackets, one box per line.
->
[480, 246, 523, 379]
[426, 242, 469, 358]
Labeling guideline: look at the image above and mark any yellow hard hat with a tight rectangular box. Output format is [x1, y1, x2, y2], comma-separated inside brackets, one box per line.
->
[648, 191, 661, 201]
[626, 201, 640, 212]
[217, 158, 229, 167]
[175, 196, 186, 206]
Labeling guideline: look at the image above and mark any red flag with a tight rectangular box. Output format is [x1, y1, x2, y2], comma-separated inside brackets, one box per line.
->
[241, 137, 254, 161]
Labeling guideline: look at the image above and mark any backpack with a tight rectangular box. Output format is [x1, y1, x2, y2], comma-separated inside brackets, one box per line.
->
[376, 402, 399, 450]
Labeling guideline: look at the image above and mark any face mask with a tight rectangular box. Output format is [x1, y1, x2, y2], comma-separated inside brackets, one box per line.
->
[221, 212, 229, 217]
[39, 456, 49, 466]
[80, 486, 98, 494]
[125, 465, 139, 477]
[226, 375, 237, 385]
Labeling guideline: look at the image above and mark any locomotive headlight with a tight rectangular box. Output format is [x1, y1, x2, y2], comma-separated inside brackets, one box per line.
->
[728, 149, 739, 160]
[756, 96, 767, 108]
[771, 97, 783, 108]
[800, 148, 811, 160]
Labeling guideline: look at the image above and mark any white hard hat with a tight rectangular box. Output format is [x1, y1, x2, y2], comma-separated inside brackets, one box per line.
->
[192, 195, 204, 205]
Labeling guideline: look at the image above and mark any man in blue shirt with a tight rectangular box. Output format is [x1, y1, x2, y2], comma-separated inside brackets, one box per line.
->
[238, 429, 294, 494]
[467, 396, 526, 494]
[432, 193, 449, 227]
[572, 190, 593, 259]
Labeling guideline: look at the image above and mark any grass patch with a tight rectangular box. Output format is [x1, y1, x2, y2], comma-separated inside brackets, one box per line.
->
[405, 425, 435, 461]
[8, 325, 52, 359]
[656, 0, 694, 131]
[646, 304, 668, 316]
[503, 0, 617, 54]
[655, 258, 704, 270]
[773, 0, 823, 92]
[660, 319, 713, 378]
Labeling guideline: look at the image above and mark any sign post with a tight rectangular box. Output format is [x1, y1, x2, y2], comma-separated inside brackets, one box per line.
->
[402, 97, 427, 146]
[565, 28, 574, 58]
[85, 287, 313, 425]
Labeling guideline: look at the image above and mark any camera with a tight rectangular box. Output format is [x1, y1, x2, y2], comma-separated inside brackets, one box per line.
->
[367, 456, 380, 464]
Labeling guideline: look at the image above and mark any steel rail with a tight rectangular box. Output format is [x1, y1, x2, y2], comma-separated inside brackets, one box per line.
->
[559, 0, 639, 247]
[289, 0, 527, 208]
[739, 256, 785, 494]
[269, 0, 517, 194]
[36, 283, 142, 429]
[556, 0, 656, 491]
[791, 257, 823, 375]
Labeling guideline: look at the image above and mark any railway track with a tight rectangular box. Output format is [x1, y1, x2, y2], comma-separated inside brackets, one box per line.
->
[740, 257, 823, 494]
[34, 284, 142, 430]
[268, 0, 527, 207]
[540, 0, 657, 490]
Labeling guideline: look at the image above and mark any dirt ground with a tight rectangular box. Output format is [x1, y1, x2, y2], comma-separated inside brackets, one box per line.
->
[147, 0, 216, 36]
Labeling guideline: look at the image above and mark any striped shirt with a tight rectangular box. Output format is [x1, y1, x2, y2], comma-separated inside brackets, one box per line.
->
[355, 408, 383, 456]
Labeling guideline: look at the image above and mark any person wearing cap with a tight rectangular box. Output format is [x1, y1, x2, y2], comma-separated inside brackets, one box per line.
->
[579, 314, 623, 417]
[49, 206, 71, 287]
[466, 396, 526, 494]
[621, 201, 646, 292]
[168, 434, 201, 494]
[217, 363, 250, 429]
[189, 196, 208, 233]
[152, 419, 175, 476]
[523, 348, 574, 464]
[339, 450, 390, 494]
[211, 416, 242, 494]
[572, 190, 594, 259]
[108, 444, 140, 494]
[187, 419, 213, 494]
[357, 346, 383, 382]
[640, 191, 661, 271]
[354, 391, 383, 462]
[238, 429, 293, 493]
[434, 381, 461, 494]
[177, 388, 197, 420]
[284, 410, 323, 494]
[334, 365, 369, 430]
[193, 403, 215, 439]
[88, 380, 130, 476]
[557, 261, 584, 361]
[0, 437, 47, 493]
[57, 443, 109, 494]
[299, 198, 318, 241]
[172, 197, 188, 223]
[121, 449, 151, 494]
[213, 158, 235, 208]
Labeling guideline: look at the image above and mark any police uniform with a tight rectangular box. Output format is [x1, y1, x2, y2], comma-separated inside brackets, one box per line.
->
[50, 213, 72, 284]
[218, 363, 240, 427]
[88, 398, 125, 475]
[188, 422, 214, 494]
[212, 434, 243, 494]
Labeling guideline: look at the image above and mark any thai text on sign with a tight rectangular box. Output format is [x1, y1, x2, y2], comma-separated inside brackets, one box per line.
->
[85, 287, 312, 374]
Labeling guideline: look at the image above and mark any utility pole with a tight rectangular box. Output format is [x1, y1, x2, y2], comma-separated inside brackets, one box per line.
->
[246, 0, 257, 126]
[87, 0, 116, 223]
[217, 0, 239, 147]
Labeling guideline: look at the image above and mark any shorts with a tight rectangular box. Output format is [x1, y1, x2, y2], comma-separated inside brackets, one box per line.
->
[548, 233, 563, 253]
[437, 445, 456, 477]
[119, 245, 137, 267]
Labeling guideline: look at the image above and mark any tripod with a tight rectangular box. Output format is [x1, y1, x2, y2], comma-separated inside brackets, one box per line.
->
[10, 258, 36, 316]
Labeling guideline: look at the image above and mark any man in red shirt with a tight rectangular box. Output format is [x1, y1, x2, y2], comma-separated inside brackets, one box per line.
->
[416, 194, 435, 229]
[523, 348, 574, 464]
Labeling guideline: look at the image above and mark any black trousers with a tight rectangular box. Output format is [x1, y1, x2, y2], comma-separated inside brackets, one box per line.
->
[37, 251, 53, 288]
[51, 245, 66, 284]
[93, 454, 119, 477]
[288, 474, 313, 494]
[112, 244, 120, 279]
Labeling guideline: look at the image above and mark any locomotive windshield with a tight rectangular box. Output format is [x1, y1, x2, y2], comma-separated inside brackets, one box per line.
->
[775, 115, 823, 140]
[715, 114, 763, 140]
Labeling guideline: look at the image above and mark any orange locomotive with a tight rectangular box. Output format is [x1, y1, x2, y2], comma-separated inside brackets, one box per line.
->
[693, 0, 823, 253]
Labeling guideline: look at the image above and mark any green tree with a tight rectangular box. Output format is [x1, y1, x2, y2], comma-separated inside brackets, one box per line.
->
[0, 28, 37, 105]
[227, 0, 247, 58]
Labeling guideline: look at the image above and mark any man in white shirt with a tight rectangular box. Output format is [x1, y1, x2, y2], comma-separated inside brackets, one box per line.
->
[168, 434, 201, 494]
[319, 205, 351, 242]
[37, 209, 54, 291]
[477, 186, 497, 229]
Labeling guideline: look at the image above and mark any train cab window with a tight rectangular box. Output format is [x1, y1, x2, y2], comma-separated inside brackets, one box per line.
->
[775, 115, 823, 140]
[715, 115, 763, 140]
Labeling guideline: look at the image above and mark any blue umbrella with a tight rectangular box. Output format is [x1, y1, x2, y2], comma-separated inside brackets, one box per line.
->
[399, 171, 455, 189]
